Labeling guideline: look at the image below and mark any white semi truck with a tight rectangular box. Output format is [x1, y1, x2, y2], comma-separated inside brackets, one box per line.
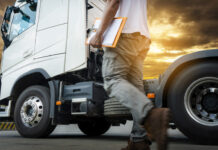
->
[1, 0, 218, 143]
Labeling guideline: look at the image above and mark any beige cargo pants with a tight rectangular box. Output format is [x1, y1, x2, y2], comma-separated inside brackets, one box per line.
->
[102, 33, 154, 142]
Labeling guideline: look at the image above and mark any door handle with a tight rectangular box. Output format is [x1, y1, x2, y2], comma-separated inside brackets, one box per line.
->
[23, 49, 32, 58]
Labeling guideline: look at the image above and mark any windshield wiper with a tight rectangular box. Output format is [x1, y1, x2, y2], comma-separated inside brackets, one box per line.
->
[18, 0, 35, 4]
[13, 7, 30, 20]
[17, 0, 37, 11]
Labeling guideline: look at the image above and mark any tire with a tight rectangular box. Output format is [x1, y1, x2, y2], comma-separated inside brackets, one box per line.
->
[14, 85, 56, 138]
[78, 118, 111, 136]
[168, 61, 218, 144]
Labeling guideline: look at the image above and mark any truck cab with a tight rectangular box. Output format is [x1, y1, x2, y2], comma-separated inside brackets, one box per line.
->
[1, 0, 218, 143]
[0, 0, 111, 137]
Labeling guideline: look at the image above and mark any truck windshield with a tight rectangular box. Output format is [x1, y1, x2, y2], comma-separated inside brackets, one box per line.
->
[9, 2, 37, 41]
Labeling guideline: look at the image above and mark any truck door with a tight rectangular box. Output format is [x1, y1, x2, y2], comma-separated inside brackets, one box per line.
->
[1, 2, 37, 72]
[64, 0, 87, 72]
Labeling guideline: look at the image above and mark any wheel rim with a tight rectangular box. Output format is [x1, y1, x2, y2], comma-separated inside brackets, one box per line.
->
[184, 77, 218, 126]
[20, 96, 43, 128]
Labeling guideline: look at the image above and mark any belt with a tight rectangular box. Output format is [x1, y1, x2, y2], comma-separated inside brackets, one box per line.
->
[130, 32, 147, 39]
[131, 32, 142, 36]
[121, 32, 151, 42]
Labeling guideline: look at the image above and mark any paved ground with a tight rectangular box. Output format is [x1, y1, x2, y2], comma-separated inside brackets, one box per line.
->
[0, 121, 218, 150]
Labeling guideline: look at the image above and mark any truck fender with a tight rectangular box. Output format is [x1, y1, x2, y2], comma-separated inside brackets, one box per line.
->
[10, 69, 59, 119]
[155, 49, 218, 107]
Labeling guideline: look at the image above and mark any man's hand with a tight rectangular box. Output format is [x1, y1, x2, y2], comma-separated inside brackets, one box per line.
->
[89, 0, 120, 48]
[89, 32, 103, 48]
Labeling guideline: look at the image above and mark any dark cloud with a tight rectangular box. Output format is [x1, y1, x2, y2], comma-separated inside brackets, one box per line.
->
[148, 0, 218, 50]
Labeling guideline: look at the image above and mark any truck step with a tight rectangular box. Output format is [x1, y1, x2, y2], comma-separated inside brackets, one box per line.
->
[0, 100, 12, 117]
[0, 122, 16, 131]
[104, 98, 131, 116]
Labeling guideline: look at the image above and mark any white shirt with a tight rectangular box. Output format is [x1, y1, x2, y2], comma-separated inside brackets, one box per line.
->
[115, 0, 150, 39]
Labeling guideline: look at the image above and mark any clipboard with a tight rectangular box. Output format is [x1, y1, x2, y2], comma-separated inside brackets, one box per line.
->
[86, 17, 127, 48]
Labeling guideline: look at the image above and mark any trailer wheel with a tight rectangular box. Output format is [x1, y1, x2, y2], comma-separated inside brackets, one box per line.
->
[14, 85, 56, 138]
[78, 118, 111, 136]
[168, 61, 218, 144]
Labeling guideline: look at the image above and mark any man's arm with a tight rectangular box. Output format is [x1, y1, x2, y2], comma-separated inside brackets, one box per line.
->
[89, 0, 120, 48]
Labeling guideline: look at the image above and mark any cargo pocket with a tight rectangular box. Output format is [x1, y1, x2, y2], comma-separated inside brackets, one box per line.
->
[102, 49, 119, 79]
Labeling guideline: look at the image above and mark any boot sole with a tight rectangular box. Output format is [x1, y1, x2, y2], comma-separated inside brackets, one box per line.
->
[156, 109, 170, 150]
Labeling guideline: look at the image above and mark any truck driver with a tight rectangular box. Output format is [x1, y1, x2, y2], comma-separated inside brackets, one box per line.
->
[89, 0, 171, 150]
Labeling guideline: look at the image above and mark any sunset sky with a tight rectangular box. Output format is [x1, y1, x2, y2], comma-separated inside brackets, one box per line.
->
[0, 0, 218, 78]
[144, 0, 218, 78]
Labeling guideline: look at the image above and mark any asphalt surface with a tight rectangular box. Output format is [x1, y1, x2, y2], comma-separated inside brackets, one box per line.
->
[0, 121, 218, 150]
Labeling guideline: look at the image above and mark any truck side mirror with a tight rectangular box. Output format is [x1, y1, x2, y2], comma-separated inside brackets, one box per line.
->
[1, 6, 13, 45]
[1, 6, 15, 48]
[3, 6, 13, 22]
[1, 6, 22, 37]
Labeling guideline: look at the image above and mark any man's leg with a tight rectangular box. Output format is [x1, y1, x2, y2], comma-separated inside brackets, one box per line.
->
[127, 49, 150, 143]
[102, 47, 153, 128]
[102, 36, 170, 150]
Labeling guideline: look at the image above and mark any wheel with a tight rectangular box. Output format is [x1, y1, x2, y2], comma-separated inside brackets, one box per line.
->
[168, 61, 218, 144]
[14, 85, 56, 138]
[78, 118, 111, 136]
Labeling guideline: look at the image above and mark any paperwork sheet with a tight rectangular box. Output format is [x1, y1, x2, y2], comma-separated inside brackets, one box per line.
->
[87, 18, 126, 47]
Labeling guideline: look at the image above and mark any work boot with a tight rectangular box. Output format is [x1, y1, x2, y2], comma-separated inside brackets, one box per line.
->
[144, 108, 170, 150]
[121, 140, 150, 150]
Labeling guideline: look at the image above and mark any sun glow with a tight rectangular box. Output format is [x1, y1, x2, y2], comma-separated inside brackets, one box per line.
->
[167, 33, 181, 38]
[149, 43, 164, 54]
[154, 55, 183, 63]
